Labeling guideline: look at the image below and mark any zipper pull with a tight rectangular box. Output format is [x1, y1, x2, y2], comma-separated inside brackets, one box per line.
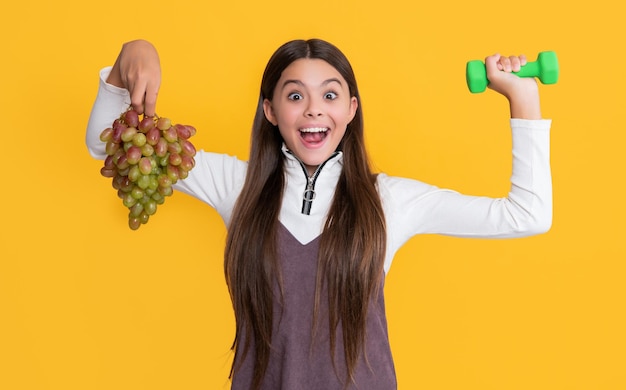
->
[303, 176, 316, 202]
[302, 176, 315, 215]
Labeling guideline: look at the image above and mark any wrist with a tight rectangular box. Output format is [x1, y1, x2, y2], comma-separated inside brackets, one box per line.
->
[507, 83, 541, 119]
[105, 60, 125, 89]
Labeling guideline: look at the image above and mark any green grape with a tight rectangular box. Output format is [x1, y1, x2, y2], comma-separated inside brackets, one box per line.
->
[158, 154, 169, 167]
[141, 143, 154, 157]
[123, 192, 138, 208]
[117, 167, 130, 177]
[130, 202, 143, 218]
[158, 185, 173, 197]
[157, 174, 172, 189]
[100, 127, 114, 142]
[148, 175, 159, 191]
[105, 140, 120, 156]
[137, 174, 151, 190]
[128, 216, 141, 230]
[139, 211, 150, 224]
[144, 199, 157, 215]
[127, 165, 141, 182]
[131, 186, 144, 200]
[132, 133, 147, 147]
[121, 126, 137, 142]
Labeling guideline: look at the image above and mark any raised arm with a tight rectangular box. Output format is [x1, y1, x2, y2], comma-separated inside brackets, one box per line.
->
[380, 53, 552, 272]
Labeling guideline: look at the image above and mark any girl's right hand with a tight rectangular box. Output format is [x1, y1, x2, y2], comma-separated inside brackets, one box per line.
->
[106, 39, 161, 117]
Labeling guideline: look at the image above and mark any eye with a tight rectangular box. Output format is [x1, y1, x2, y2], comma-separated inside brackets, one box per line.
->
[288, 92, 303, 101]
[324, 91, 338, 100]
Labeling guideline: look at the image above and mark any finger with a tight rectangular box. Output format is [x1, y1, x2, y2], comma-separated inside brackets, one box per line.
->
[499, 56, 512, 72]
[144, 82, 160, 117]
[509, 55, 522, 72]
[485, 53, 503, 71]
[129, 79, 147, 115]
[519, 54, 527, 67]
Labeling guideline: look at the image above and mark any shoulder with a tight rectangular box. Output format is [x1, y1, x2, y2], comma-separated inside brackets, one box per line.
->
[376, 173, 441, 201]
[194, 150, 248, 169]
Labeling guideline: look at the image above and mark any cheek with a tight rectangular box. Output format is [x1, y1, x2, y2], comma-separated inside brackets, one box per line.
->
[274, 108, 298, 128]
[277, 126, 298, 149]
[333, 107, 355, 127]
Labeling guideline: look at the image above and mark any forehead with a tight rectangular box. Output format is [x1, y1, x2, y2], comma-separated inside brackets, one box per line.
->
[278, 58, 347, 86]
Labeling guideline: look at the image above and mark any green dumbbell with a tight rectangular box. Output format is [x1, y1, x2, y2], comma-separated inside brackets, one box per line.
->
[466, 51, 559, 93]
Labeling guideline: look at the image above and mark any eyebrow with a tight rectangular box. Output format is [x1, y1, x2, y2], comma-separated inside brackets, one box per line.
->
[280, 78, 343, 90]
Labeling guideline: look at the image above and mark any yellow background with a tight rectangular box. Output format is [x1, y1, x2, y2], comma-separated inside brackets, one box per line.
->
[1, 0, 624, 389]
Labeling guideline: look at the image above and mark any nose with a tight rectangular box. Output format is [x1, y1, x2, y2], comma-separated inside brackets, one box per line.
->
[305, 97, 323, 117]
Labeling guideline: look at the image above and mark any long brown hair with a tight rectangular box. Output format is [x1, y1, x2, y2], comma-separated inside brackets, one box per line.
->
[224, 39, 386, 388]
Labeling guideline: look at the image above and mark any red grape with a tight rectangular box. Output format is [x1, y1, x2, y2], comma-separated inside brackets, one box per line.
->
[123, 110, 139, 128]
[146, 127, 160, 146]
[138, 116, 155, 133]
[138, 157, 153, 175]
[180, 139, 196, 157]
[126, 146, 142, 165]
[175, 124, 191, 139]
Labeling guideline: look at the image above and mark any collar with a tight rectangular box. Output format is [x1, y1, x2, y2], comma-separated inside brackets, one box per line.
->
[280, 143, 344, 177]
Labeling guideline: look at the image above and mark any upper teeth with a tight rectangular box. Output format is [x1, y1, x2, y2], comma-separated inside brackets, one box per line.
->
[300, 127, 328, 133]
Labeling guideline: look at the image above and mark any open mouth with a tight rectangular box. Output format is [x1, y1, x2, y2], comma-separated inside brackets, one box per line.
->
[299, 127, 329, 144]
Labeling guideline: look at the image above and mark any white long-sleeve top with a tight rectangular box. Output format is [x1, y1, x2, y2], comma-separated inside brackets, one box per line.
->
[86, 67, 552, 274]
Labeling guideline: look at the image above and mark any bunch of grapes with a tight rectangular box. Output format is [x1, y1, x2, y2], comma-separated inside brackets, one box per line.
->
[99, 107, 197, 230]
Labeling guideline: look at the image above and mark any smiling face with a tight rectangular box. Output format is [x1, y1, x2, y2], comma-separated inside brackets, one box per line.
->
[263, 58, 358, 175]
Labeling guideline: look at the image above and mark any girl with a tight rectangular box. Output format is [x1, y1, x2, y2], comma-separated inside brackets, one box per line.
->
[86, 39, 552, 389]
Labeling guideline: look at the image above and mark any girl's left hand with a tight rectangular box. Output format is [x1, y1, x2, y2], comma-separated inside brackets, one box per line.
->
[485, 53, 538, 99]
[485, 53, 541, 119]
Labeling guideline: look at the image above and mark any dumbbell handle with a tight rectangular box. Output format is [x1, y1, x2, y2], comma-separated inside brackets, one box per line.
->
[466, 51, 559, 93]
[513, 61, 542, 78]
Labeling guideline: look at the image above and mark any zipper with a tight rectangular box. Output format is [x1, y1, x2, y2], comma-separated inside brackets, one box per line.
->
[286, 150, 340, 215]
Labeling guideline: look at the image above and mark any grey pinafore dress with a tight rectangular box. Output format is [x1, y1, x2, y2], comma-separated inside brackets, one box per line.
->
[231, 223, 397, 389]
